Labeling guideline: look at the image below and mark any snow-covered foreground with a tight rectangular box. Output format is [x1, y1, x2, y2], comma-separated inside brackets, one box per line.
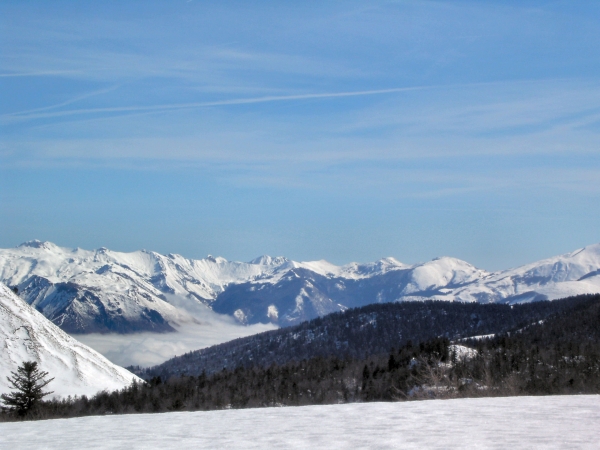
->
[1, 395, 598, 449]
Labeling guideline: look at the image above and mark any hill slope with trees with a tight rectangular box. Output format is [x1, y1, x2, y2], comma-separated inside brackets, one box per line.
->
[136, 295, 591, 379]
[11, 293, 598, 420]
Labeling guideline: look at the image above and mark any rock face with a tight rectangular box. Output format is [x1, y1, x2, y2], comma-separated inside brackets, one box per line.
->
[0, 283, 140, 398]
[1, 240, 600, 332]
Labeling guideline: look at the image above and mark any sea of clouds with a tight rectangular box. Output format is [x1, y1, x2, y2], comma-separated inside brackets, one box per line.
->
[77, 294, 276, 367]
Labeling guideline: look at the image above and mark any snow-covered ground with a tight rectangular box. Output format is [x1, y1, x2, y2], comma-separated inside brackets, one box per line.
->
[1, 395, 598, 449]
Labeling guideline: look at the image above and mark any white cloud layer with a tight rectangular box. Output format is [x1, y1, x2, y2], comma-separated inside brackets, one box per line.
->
[76, 296, 276, 368]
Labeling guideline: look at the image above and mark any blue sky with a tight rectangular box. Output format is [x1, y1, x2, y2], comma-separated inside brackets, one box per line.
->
[1, 0, 599, 270]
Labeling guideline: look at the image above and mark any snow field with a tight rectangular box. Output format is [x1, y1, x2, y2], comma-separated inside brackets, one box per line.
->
[1, 395, 598, 449]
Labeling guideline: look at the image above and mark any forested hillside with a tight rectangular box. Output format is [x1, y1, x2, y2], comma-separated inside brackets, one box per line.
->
[0, 295, 600, 420]
[135, 295, 590, 379]
[16, 294, 599, 420]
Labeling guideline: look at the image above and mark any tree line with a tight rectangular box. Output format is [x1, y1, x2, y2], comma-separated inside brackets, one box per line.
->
[132, 295, 587, 379]
[2, 294, 599, 421]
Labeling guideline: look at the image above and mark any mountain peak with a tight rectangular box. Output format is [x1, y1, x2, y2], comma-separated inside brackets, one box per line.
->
[19, 239, 43, 247]
[377, 257, 405, 267]
[249, 255, 289, 266]
[568, 243, 600, 258]
[206, 255, 227, 264]
[18, 240, 58, 251]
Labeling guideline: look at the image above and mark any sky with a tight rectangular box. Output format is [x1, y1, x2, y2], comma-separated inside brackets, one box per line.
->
[1, 0, 599, 271]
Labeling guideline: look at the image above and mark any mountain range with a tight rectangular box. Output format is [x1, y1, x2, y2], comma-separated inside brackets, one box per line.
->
[0, 282, 139, 397]
[1, 240, 600, 334]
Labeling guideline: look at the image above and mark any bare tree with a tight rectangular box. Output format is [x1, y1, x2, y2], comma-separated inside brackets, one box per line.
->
[411, 356, 453, 399]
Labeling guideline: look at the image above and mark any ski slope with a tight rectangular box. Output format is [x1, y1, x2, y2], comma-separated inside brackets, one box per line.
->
[0, 395, 598, 449]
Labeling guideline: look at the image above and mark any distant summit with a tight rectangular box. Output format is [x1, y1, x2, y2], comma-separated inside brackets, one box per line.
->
[205, 255, 227, 264]
[18, 240, 58, 251]
[249, 255, 289, 266]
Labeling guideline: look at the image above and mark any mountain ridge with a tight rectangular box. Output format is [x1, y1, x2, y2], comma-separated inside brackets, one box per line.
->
[1, 240, 600, 333]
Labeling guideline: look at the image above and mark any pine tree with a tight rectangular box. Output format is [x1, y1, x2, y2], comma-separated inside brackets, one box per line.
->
[1, 361, 54, 417]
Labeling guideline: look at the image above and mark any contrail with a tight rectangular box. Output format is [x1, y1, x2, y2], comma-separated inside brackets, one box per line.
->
[5, 85, 122, 116]
[2, 86, 427, 122]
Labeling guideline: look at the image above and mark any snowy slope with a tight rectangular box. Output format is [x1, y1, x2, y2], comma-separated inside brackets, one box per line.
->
[212, 256, 486, 324]
[0, 283, 139, 398]
[0, 241, 291, 332]
[1, 240, 600, 331]
[0, 395, 598, 449]
[437, 243, 600, 304]
[0, 241, 409, 331]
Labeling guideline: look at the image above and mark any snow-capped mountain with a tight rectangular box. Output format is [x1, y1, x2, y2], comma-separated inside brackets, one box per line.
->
[211, 256, 486, 324]
[0, 240, 409, 332]
[0, 241, 289, 333]
[0, 283, 139, 398]
[1, 240, 600, 332]
[443, 243, 600, 304]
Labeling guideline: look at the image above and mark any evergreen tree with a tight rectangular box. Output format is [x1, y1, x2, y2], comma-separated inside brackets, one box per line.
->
[1, 361, 54, 417]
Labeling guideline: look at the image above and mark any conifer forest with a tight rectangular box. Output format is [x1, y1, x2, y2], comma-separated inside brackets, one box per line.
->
[2, 294, 598, 421]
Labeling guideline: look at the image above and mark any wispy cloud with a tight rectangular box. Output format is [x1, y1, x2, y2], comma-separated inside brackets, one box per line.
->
[0, 70, 83, 77]
[5, 80, 600, 175]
